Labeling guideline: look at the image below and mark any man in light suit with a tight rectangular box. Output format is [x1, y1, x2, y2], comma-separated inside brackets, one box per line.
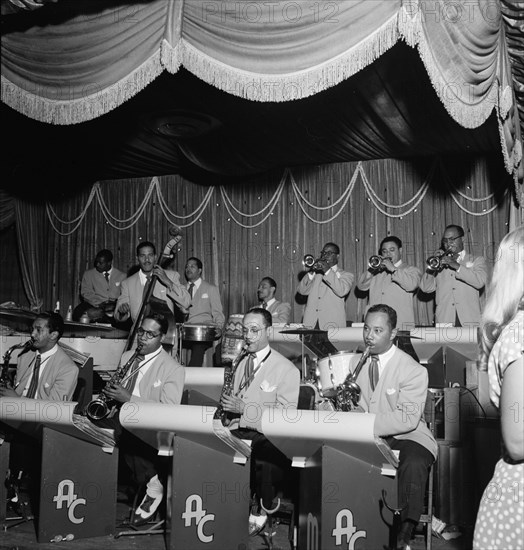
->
[357, 236, 421, 331]
[180, 257, 225, 366]
[1, 312, 78, 402]
[0, 312, 79, 510]
[297, 242, 354, 330]
[73, 248, 127, 322]
[419, 224, 487, 326]
[220, 308, 300, 536]
[354, 304, 437, 550]
[114, 241, 191, 344]
[101, 312, 185, 525]
[253, 276, 291, 324]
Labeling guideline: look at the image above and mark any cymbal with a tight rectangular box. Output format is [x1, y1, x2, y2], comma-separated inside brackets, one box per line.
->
[279, 328, 327, 335]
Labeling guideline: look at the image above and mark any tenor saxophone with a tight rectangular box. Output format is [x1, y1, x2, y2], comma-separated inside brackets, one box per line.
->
[214, 345, 248, 426]
[84, 344, 143, 420]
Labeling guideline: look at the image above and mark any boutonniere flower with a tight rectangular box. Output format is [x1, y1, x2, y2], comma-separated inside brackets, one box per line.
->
[202, 293, 209, 299]
[260, 380, 277, 392]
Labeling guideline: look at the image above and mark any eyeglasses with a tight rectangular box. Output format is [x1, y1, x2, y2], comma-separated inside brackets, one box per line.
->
[442, 235, 462, 244]
[320, 250, 337, 256]
[137, 327, 161, 340]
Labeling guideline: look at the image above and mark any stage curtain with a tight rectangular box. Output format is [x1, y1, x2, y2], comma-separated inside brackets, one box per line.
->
[1, 0, 520, 182]
[6, 155, 512, 326]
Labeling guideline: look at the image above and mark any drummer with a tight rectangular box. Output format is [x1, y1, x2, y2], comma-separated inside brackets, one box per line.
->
[180, 257, 225, 366]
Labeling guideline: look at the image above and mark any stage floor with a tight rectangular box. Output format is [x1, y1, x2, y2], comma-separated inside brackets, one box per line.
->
[2, 497, 471, 550]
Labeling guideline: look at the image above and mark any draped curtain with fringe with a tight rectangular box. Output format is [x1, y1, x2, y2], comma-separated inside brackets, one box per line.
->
[5, 156, 513, 325]
[1, 0, 521, 186]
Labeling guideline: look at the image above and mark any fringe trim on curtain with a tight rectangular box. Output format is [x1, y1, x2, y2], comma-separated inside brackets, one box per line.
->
[161, 38, 183, 74]
[176, 13, 400, 102]
[0, 53, 164, 125]
[398, 3, 498, 130]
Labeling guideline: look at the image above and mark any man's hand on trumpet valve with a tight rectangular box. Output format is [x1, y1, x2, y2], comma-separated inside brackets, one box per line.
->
[220, 393, 246, 415]
[311, 258, 329, 274]
[381, 257, 397, 273]
[439, 253, 459, 271]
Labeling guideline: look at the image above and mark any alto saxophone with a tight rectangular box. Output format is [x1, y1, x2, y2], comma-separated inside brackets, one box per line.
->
[335, 346, 371, 411]
[214, 345, 248, 426]
[1, 339, 34, 388]
[84, 344, 143, 420]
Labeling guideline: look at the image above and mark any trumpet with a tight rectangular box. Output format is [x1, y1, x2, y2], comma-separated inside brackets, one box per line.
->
[368, 255, 386, 270]
[426, 250, 456, 271]
[84, 343, 143, 420]
[302, 254, 324, 272]
[1, 339, 34, 388]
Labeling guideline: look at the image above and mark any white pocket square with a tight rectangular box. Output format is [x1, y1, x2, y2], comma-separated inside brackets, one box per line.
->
[153, 380, 162, 388]
[260, 380, 277, 392]
[386, 388, 396, 395]
[201, 293, 209, 299]
[465, 262, 474, 268]
[115, 281, 121, 287]
[44, 383, 50, 388]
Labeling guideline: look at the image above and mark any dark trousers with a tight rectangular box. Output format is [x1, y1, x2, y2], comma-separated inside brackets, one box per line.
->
[387, 438, 435, 523]
[183, 341, 212, 367]
[232, 429, 294, 510]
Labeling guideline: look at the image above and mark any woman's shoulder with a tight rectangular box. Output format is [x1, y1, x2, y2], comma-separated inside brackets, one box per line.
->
[492, 310, 524, 371]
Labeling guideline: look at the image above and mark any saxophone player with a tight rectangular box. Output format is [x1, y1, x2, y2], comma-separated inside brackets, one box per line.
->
[355, 304, 437, 550]
[219, 308, 300, 537]
[0, 312, 78, 514]
[97, 312, 185, 525]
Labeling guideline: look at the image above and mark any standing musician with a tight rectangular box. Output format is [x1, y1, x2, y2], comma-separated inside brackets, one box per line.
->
[353, 304, 437, 550]
[419, 224, 487, 326]
[92, 313, 185, 525]
[179, 257, 225, 366]
[114, 241, 191, 338]
[297, 242, 354, 330]
[219, 308, 300, 536]
[357, 236, 421, 331]
[253, 276, 291, 324]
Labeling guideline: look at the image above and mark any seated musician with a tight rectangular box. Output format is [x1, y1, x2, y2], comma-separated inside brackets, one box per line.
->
[219, 308, 300, 536]
[92, 312, 185, 525]
[179, 257, 225, 366]
[252, 276, 291, 324]
[72, 248, 127, 322]
[354, 304, 437, 550]
[0, 312, 78, 508]
[113, 241, 190, 337]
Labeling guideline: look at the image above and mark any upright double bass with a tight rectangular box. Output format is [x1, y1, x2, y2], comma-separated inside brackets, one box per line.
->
[124, 226, 183, 352]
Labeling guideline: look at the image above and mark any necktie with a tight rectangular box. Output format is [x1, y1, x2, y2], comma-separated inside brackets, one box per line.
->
[261, 301, 268, 309]
[245, 353, 256, 381]
[26, 354, 42, 399]
[125, 355, 144, 394]
[188, 283, 195, 298]
[369, 355, 379, 392]
[104, 271, 110, 283]
[143, 274, 151, 297]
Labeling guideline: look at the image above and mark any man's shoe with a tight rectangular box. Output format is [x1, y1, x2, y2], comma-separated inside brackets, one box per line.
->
[132, 493, 162, 526]
[249, 512, 267, 536]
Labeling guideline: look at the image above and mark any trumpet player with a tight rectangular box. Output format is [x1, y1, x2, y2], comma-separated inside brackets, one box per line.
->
[355, 305, 437, 550]
[419, 224, 487, 326]
[357, 236, 421, 331]
[297, 242, 354, 330]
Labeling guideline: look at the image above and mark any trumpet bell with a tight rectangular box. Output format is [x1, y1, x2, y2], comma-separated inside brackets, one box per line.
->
[303, 254, 315, 268]
[368, 255, 383, 269]
[426, 256, 442, 270]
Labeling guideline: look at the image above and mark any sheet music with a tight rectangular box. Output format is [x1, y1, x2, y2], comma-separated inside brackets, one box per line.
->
[72, 414, 116, 448]
[212, 418, 252, 459]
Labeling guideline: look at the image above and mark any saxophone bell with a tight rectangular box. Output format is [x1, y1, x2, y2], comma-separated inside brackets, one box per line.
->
[84, 343, 144, 421]
[334, 346, 370, 411]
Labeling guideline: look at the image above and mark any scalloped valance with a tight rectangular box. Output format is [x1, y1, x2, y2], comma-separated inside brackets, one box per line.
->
[1, 0, 521, 184]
